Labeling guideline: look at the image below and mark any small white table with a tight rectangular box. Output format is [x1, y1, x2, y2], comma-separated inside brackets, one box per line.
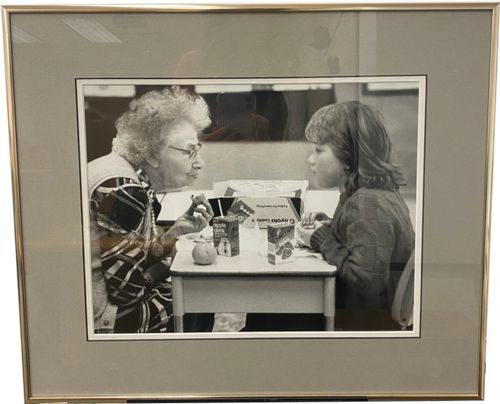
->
[170, 249, 337, 332]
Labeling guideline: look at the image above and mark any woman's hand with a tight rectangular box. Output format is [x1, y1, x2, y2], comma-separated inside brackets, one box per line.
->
[143, 261, 170, 286]
[296, 221, 322, 248]
[168, 198, 214, 237]
[301, 211, 330, 227]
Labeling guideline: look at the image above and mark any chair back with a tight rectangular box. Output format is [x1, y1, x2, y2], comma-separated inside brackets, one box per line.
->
[391, 250, 415, 328]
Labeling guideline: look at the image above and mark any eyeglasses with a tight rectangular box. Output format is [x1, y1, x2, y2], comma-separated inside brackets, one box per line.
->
[168, 143, 202, 161]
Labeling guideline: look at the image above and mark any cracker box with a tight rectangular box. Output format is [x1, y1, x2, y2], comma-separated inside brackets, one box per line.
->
[213, 216, 240, 257]
[267, 223, 295, 265]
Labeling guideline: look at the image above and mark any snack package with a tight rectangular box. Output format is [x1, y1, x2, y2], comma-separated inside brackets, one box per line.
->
[267, 223, 295, 265]
[191, 193, 206, 205]
[188, 193, 207, 216]
[213, 216, 240, 257]
[226, 198, 256, 226]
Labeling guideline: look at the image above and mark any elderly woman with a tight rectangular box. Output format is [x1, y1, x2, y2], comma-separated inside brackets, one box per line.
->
[88, 87, 214, 334]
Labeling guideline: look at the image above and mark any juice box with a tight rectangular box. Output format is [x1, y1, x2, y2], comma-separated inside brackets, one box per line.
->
[213, 216, 240, 257]
[267, 223, 295, 265]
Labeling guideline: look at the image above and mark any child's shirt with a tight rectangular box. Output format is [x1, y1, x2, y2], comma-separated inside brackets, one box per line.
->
[310, 188, 415, 310]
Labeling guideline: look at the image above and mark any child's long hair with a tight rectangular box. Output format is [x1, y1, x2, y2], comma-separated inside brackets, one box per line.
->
[305, 101, 405, 194]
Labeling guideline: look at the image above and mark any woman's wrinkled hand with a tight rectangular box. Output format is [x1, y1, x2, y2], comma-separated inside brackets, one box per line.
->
[171, 198, 214, 237]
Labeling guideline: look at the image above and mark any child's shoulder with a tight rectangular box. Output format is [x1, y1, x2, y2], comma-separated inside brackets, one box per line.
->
[342, 188, 402, 218]
[345, 188, 394, 205]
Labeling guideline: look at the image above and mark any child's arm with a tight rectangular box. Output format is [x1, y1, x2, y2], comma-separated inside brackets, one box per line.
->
[311, 205, 396, 296]
[301, 211, 330, 227]
[337, 216, 395, 296]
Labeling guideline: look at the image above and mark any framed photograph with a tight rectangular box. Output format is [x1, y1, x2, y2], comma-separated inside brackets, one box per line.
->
[77, 76, 425, 340]
[2, 2, 497, 402]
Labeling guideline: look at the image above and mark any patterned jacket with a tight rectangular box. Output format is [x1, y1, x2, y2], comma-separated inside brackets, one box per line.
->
[88, 153, 174, 333]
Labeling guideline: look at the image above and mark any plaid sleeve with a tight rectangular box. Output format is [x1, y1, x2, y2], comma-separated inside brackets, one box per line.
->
[90, 177, 150, 306]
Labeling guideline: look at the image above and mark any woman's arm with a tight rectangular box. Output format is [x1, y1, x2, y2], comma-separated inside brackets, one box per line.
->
[91, 178, 155, 306]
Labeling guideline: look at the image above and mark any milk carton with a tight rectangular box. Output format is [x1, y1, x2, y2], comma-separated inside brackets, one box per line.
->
[267, 223, 295, 265]
[213, 216, 240, 257]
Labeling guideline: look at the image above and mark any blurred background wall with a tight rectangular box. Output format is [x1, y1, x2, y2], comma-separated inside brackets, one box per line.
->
[84, 81, 419, 196]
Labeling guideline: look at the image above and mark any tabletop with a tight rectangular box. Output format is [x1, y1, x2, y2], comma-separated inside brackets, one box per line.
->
[170, 248, 337, 277]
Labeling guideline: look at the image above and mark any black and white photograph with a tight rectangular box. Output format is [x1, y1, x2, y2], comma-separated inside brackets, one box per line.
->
[78, 77, 425, 339]
[3, 2, 500, 401]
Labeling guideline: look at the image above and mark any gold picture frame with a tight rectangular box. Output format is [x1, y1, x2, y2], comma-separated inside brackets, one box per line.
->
[2, 3, 498, 402]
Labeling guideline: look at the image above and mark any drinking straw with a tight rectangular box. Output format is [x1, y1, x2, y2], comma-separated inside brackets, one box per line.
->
[218, 199, 224, 217]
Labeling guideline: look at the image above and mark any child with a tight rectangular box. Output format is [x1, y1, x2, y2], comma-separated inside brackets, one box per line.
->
[297, 101, 415, 329]
[243, 101, 415, 332]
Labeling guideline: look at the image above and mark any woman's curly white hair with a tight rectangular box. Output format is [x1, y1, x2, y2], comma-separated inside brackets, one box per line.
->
[112, 87, 211, 165]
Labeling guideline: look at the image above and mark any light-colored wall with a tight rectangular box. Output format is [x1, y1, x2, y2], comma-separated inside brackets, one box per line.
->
[194, 83, 419, 194]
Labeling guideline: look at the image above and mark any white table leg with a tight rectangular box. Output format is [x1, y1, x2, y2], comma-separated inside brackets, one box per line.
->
[171, 276, 184, 333]
[323, 277, 335, 331]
